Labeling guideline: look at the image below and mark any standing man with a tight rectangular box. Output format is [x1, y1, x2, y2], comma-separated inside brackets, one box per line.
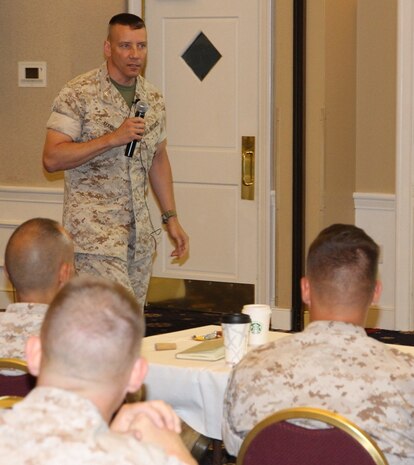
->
[43, 13, 189, 309]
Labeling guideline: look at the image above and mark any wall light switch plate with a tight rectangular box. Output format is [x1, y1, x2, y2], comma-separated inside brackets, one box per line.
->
[18, 61, 47, 87]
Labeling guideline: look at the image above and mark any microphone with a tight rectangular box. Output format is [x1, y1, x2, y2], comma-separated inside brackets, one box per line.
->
[125, 101, 149, 158]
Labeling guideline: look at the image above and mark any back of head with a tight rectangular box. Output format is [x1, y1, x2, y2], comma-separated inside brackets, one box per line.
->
[4, 218, 73, 297]
[40, 276, 144, 384]
[306, 224, 379, 309]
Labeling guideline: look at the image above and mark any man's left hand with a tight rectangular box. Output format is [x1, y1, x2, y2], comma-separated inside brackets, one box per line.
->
[166, 218, 189, 259]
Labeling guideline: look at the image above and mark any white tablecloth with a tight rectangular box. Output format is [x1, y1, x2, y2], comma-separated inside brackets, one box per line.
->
[141, 325, 290, 439]
[142, 325, 414, 440]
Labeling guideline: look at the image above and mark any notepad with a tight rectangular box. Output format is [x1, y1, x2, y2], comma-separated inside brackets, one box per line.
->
[175, 338, 225, 361]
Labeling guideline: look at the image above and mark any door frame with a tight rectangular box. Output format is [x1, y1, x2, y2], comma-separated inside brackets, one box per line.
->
[395, 0, 414, 329]
[128, 0, 275, 305]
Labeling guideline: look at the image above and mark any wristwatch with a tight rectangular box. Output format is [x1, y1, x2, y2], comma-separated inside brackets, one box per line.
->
[161, 209, 177, 224]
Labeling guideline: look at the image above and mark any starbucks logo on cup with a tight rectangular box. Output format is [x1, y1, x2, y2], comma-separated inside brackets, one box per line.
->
[251, 321, 262, 334]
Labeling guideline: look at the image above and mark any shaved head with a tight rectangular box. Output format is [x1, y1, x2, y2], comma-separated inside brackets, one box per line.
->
[306, 224, 379, 308]
[107, 13, 145, 40]
[5, 218, 74, 295]
[40, 276, 144, 383]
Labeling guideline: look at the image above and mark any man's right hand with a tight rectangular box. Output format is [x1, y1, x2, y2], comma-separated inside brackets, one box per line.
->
[112, 116, 145, 146]
[128, 413, 197, 465]
[43, 116, 145, 172]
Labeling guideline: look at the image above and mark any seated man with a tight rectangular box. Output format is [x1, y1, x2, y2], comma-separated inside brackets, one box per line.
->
[2, 217, 74, 359]
[0, 276, 196, 465]
[222, 224, 414, 465]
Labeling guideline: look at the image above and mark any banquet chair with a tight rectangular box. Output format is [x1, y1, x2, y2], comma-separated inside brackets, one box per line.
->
[0, 395, 23, 409]
[0, 358, 36, 398]
[236, 407, 389, 465]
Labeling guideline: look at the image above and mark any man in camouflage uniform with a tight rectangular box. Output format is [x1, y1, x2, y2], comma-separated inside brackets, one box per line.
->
[222, 224, 414, 465]
[1, 217, 74, 359]
[43, 13, 189, 309]
[0, 276, 196, 465]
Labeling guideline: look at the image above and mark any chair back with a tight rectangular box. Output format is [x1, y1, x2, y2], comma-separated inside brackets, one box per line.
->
[236, 407, 389, 465]
[0, 396, 24, 409]
[0, 358, 36, 397]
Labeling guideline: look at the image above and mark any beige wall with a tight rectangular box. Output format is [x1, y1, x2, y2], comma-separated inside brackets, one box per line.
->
[356, 0, 396, 193]
[276, 0, 358, 309]
[275, 0, 396, 310]
[274, 0, 293, 308]
[322, 0, 357, 227]
[305, 0, 326, 250]
[306, 0, 357, 250]
[0, 0, 125, 187]
[0, 1, 398, 311]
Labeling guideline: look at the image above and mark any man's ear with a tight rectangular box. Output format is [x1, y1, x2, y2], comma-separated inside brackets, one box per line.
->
[372, 280, 383, 305]
[126, 357, 148, 394]
[25, 336, 42, 377]
[58, 261, 73, 288]
[104, 40, 112, 59]
[301, 276, 311, 306]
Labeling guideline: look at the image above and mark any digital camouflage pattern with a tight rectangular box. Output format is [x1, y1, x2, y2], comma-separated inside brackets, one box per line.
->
[46, 62, 165, 264]
[0, 387, 186, 465]
[46, 63, 165, 302]
[0, 303, 48, 359]
[75, 247, 153, 311]
[222, 320, 414, 464]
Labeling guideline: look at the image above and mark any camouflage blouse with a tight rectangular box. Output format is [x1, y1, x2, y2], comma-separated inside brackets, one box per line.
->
[0, 302, 48, 359]
[46, 62, 166, 261]
[222, 320, 414, 465]
[0, 387, 185, 465]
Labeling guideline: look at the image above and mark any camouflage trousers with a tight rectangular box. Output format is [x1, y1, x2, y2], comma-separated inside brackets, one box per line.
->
[74, 245, 154, 311]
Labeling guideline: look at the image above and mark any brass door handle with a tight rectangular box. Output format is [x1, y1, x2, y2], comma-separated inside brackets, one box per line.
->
[241, 136, 255, 200]
[242, 151, 254, 186]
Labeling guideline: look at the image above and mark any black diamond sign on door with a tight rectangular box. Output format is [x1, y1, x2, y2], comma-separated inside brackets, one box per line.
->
[181, 32, 222, 81]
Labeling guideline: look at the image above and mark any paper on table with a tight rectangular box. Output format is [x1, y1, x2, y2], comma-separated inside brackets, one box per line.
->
[175, 338, 225, 361]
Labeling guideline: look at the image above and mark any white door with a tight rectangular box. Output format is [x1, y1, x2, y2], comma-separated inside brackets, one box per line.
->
[129, 0, 273, 303]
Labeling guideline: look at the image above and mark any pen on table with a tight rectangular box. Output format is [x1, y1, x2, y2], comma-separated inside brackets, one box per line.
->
[192, 330, 222, 341]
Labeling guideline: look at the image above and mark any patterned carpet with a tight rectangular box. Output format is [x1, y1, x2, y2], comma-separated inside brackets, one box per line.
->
[365, 327, 414, 346]
[145, 305, 414, 346]
[144, 305, 223, 337]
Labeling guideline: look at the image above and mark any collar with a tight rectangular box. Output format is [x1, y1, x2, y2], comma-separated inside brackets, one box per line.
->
[99, 62, 144, 112]
[5, 302, 48, 315]
[23, 386, 105, 428]
[305, 320, 367, 337]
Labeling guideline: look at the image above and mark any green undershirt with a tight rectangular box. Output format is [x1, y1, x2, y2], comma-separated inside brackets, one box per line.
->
[110, 78, 136, 108]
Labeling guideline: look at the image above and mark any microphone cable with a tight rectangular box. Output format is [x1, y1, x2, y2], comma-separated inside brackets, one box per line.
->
[136, 139, 162, 251]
